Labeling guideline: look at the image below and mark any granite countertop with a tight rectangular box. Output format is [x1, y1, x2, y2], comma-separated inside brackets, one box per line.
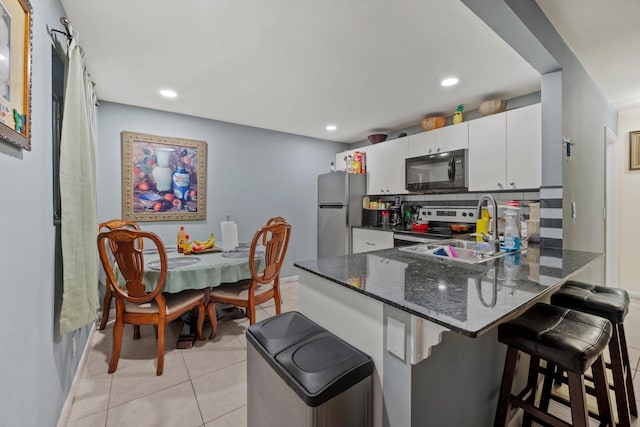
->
[294, 245, 601, 338]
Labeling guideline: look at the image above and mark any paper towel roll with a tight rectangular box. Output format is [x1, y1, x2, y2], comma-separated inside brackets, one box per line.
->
[220, 220, 238, 252]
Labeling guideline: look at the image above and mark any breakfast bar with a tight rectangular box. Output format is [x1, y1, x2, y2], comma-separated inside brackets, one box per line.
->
[294, 245, 601, 427]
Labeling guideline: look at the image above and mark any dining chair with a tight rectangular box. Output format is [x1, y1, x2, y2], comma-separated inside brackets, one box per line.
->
[262, 216, 286, 245]
[97, 219, 142, 331]
[207, 219, 291, 337]
[98, 228, 206, 376]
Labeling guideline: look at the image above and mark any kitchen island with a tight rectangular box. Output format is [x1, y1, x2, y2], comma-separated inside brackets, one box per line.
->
[294, 245, 601, 427]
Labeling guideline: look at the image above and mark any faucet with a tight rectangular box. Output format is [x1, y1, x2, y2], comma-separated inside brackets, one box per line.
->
[476, 194, 500, 253]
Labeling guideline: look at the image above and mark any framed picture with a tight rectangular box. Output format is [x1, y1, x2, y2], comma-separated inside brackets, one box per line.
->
[0, 0, 31, 150]
[121, 131, 207, 222]
[630, 131, 640, 171]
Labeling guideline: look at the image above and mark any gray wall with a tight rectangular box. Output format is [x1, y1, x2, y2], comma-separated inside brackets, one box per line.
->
[464, 0, 618, 282]
[0, 0, 94, 426]
[97, 102, 346, 278]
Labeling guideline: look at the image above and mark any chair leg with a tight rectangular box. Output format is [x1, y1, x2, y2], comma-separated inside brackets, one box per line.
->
[196, 303, 205, 341]
[156, 322, 165, 376]
[98, 285, 112, 330]
[618, 323, 638, 416]
[567, 371, 589, 427]
[494, 346, 518, 427]
[591, 354, 614, 426]
[522, 355, 541, 427]
[248, 304, 256, 325]
[207, 301, 218, 340]
[274, 279, 282, 316]
[610, 325, 632, 427]
[108, 318, 124, 374]
[539, 362, 557, 414]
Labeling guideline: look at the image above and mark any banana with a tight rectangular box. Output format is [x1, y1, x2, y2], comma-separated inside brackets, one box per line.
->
[194, 233, 215, 249]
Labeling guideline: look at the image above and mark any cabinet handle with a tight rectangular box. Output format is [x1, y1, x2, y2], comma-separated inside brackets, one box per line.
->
[497, 182, 503, 188]
[428, 149, 432, 153]
[436, 148, 441, 152]
[510, 182, 515, 187]
[366, 242, 376, 246]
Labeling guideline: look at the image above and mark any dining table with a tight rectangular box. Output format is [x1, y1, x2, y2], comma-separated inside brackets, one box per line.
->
[117, 247, 265, 348]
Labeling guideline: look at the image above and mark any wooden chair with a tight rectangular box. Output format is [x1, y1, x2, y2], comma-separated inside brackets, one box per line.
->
[207, 219, 291, 338]
[97, 219, 142, 331]
[97, 228, 205, 376]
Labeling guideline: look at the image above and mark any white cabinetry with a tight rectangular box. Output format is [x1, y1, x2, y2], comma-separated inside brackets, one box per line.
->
[408, 122, 468, 158]
[366, 137, 408, 195]
[352, 228, 394, 254]
[469, 113, 507, 191]
[506, 104, 541, 189]
[468, 104, 541, 191]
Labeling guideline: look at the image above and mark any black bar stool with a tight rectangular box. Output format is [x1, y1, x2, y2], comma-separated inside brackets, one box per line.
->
[551, 280, 637, 427]
[494, 303, 613, 427]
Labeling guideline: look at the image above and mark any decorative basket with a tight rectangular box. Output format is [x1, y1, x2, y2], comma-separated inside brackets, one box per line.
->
[421, 116, 446, 131]
[478, 99, 507, 116]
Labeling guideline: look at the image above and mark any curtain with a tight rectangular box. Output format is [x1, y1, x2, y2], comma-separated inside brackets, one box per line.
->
[58, 30, 99, 335]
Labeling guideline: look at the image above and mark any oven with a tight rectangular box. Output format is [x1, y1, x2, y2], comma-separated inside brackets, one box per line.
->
[393, 233, 443, 248]
[393, 205, 477, 247]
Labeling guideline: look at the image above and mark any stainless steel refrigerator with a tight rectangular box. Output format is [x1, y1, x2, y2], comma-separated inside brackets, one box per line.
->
[317, 171, 367, 258]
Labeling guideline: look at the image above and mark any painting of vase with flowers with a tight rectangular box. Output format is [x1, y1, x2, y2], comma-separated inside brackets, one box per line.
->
[121, 131, 207, 221]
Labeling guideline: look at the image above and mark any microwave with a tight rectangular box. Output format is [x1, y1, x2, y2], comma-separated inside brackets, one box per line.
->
[405, 149, 468, 193]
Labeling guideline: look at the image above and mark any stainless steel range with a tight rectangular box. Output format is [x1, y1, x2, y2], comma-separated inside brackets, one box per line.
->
[393, 206, 477, 247]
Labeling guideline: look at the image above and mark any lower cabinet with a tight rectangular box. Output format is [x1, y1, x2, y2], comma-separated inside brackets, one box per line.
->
[352, 228, 394, 254]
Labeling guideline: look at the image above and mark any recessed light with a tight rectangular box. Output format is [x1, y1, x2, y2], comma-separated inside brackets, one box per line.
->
[326, 124, 337, 131]
[440, 77, 459, 87]
[159, 89, 177, 98]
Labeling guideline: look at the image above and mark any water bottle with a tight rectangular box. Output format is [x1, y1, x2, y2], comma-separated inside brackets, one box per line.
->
[502, 209, 521, 252]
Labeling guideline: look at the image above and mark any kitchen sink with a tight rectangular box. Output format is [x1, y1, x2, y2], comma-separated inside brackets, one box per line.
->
[398, 239, 519, 264]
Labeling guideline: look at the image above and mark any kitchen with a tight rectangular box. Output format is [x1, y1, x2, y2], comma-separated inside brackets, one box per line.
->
[306, 98, 594, 425]
[2, 0, 639, 426]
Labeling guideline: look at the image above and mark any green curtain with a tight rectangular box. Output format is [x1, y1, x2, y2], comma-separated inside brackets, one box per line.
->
[58, 31, 98, 335]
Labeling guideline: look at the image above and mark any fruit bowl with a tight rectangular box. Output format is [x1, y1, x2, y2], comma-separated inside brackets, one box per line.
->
[478, 99, 507, 116]
[368, 134, 388, 144]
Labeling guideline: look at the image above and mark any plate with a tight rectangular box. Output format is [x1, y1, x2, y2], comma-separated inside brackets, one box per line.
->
[147, 256, 201, 270]
[191, 246, 221, 254]
[221, 250, 264, 259]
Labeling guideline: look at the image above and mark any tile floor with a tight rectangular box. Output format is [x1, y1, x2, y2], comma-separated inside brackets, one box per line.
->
[66, 284, 640, 427]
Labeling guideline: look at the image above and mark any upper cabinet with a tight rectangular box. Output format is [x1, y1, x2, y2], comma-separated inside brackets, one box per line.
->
[408, 122, 468, 158]
[505, 104, 541, 189]
[468, 113, 507, 191]
[366, 136, 409, 195]
[468, 104, 541, 191]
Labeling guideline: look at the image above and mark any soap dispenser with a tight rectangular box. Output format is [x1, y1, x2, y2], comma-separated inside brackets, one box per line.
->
[503, 209, 521, 252]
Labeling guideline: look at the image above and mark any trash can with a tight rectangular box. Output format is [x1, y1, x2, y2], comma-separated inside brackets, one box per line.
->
[246, 311, 373, 427]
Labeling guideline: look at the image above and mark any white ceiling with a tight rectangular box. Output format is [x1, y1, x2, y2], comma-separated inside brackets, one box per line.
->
[60, 1, 545, 144]
[537, 0, 640, 111]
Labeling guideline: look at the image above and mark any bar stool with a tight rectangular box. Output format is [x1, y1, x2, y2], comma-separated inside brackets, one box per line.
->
[494, 303, 613, 427]
[551, 280, 637, 426]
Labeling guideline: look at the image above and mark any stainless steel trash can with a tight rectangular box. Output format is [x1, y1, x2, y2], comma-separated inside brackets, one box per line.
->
[247, 311, 373, 427]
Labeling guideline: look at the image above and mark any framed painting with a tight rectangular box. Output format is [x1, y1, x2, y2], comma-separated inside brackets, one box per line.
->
[630, 130, 640, 171]
[121, 131, 207, 222]
[0, 0, 31, 150]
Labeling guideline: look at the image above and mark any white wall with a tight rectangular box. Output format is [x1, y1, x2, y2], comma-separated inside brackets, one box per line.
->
[616, 108, 640, 295]
[97, 102, 346, 278]
[0, 0, 93, 426]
